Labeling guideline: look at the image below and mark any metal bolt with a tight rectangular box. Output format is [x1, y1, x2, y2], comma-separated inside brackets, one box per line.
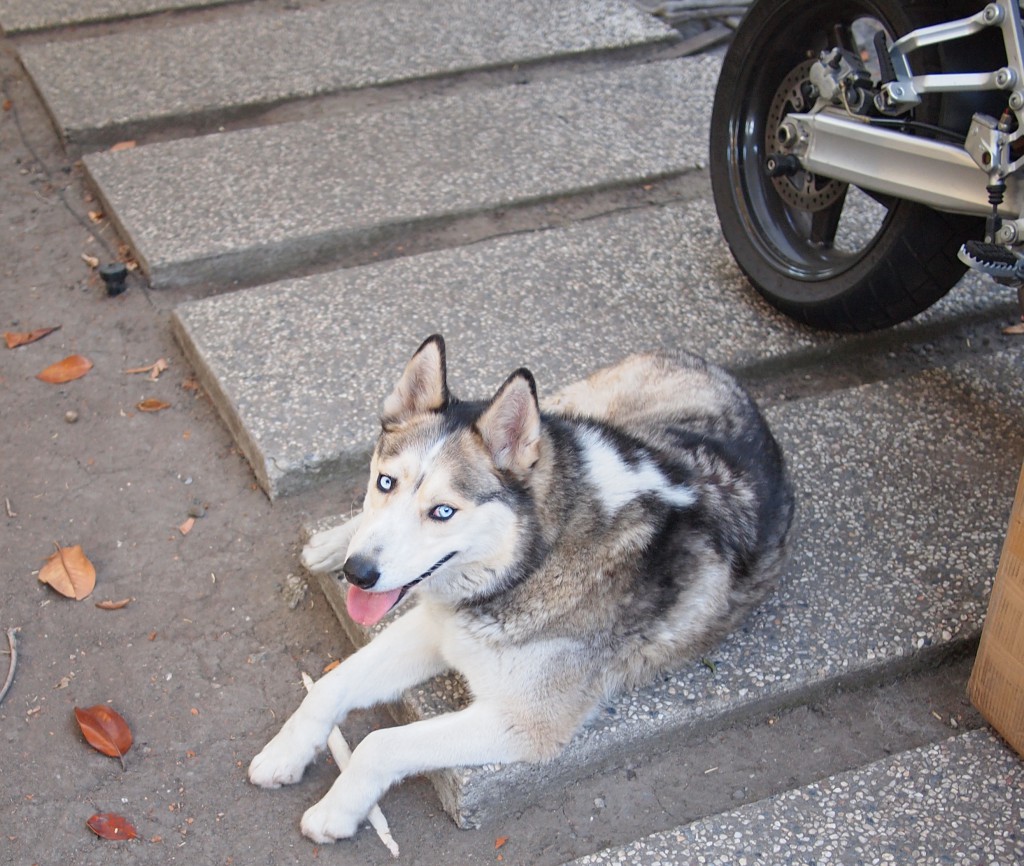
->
[983, 3, 1004, 25]
[995, 67, 1017, 89]
[1010, 91, 1024, 111]
[776, 121, 799, 147]
[996, 222, 1019, 244]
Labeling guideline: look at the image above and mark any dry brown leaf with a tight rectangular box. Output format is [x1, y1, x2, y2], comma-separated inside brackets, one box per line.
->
[38, 544, 96, 600]
[137, 399, 170, 413]
[74, 705, 133, 767]
[2, 99, 12, 112]
[88, 210, 105, 224]
[37, 354, 93, 384]
[109, 140, 137, 153]
[322, 659, 341, 674]
[87, 812, 138, 841]
[95, 597, 133, 610]
[495, 836, 509, 850]
[81, 253, 100, 269]
[178, 517, 195, 536]
[4, 326, 60, 349]
[1003, 322, 1024, 335]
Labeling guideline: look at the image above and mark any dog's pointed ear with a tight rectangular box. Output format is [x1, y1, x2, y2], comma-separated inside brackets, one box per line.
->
[476, 368, 541, 478]
[381, 335, 449, 427]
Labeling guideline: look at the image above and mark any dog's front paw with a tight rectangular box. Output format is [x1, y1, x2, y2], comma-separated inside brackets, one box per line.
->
[248, 726, 319, 788]
[301, 521, 358, 574]
[300, 796, 360, 844]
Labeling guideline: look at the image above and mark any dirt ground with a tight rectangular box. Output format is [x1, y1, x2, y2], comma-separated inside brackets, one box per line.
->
[0, 34, 989, 866]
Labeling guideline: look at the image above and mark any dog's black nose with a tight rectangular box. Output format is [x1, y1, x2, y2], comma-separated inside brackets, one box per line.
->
[343, 555, 381, 590]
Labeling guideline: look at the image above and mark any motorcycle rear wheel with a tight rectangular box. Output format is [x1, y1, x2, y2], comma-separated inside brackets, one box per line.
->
[710, 0, 985, 332]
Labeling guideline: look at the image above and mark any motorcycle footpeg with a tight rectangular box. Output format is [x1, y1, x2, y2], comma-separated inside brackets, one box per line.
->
[958, 240, 1024, 282]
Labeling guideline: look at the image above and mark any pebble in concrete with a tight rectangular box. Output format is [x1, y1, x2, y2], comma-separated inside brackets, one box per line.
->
[18, 0, 676, 145]
[87, 57, 719, 290]
[566, 730, 1024, 865]
[308, 351, 1024, 826]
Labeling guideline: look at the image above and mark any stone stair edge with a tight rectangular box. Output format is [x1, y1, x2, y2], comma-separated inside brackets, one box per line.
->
[86, 55, 720, 292]
[167, 191, 1014, 503]
[561, 728, 1022, 865]
[16, 0, 680, 149]
[0, 0, 246, 35]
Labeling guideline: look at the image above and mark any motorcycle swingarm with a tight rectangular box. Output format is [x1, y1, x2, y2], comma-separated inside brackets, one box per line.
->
[780, 110, 1022, 219]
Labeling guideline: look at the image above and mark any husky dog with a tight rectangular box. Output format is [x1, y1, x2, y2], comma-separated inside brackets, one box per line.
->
[249, 335, 794, 843]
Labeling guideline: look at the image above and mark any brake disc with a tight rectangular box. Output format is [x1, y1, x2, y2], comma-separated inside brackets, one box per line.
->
[766, 60, 847, 212]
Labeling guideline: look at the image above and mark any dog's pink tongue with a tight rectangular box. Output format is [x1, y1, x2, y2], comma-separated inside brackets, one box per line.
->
[346, 585, 402, 627]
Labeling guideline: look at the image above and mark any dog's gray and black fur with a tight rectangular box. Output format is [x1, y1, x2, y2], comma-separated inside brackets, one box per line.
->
[249, 335, 794, 843]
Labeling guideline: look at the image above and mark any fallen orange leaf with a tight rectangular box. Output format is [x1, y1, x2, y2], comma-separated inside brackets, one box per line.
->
[178, 517, 195, 536]
[4, 326, 60, 349]
[322, 659, 341, 673]
[95, 597, 133, 610]
[37, 354, 93, 384]
[109, 140, 137, 153]
[495, 836, 509, 849]
[75, 705, 133, 768]
[86, 812, 138, 840]
[137, 399, 170, 413]
[38, 544, 96, 600]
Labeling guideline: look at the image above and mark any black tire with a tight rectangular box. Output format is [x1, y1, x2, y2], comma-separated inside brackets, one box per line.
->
[709, 0, 986, 332]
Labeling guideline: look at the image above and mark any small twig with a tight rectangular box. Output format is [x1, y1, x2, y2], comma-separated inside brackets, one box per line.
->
[301, 672, 399, 857]
[4, 498, 15, 518]
[0, 627, 21, 706]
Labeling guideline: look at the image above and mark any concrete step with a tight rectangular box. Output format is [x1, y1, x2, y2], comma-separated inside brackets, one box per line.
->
[170, 195, 1015, 499]
[301, 345, 1023, 827]
[17, 0, 677, 148]
[84, 56, 717, 290]
[563, 729, 1024, 865]
[0, 0, 242, 34]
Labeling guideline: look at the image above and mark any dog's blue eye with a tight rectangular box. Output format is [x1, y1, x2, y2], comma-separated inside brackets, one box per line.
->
[430, 504, 456, 521]
[377, 474, 394, 493]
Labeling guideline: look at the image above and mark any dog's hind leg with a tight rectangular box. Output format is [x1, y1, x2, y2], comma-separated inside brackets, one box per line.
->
[301, 512, 363, 574]
[248, 604, 446, 789]
[299, 701, 533, 843]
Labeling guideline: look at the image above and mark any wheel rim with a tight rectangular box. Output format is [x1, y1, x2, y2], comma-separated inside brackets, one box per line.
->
[728, 4, 900, 289]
